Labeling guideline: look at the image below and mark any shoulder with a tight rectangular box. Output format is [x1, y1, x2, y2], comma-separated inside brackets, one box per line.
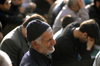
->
[0, 26, 21, 47]
[20, 51, 38, 66]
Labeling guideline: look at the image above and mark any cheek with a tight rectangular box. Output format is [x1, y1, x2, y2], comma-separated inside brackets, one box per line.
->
[80, 38, 88, 42]
[45, 42, 51, 49]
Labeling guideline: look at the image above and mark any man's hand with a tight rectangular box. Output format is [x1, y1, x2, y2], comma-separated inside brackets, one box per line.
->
[29, 2, 36, 9]
[18, 6, 24, 13]
[77, 0, 85, 8]
[87, 37, 95, 50]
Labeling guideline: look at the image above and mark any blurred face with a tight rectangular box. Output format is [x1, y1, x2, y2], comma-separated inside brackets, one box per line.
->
[0, 0, 11, 11]
[79, 35, 88, 42]
[73, 0, 80, 13]
[38, 29, 56, 55]
[78, 32, 95, 43]
[13, 0, 23, 6]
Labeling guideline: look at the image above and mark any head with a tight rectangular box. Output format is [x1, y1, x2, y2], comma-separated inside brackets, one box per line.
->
[61, 15, 75, 28]
[94, 0, 100, 10]
[26, 19, 56, 56]
[21, 14, 47, 38]
[65, 0, 80, 13]
[0, 0, 11, 11]
[78, 19, 100, 42]
[0, 50, 12, 66]
[11, 0, 23, 7]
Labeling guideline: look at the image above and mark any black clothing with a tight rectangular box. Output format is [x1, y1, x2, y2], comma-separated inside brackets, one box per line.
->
[20, 48, 51, 66]
[7, 3, 26, 19]
[87, 4, 100, 26]
[32, 0, 51, 15]
[39, 52, 51, 66]
[52, 22, 93, 66]
[0, 9, 23, 29]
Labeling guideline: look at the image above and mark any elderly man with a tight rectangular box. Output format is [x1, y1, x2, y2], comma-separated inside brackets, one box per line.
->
[20, 19, 56, 66]
[52, 0, 89, 34]
[0, 14, 47, 66]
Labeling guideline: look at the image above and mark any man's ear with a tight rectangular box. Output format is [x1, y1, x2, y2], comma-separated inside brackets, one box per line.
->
[83, 32, 88, 38]
[31, 41, 38, 48]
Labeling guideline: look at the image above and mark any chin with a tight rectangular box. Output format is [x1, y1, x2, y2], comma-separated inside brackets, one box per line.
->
[48, 47, 55, 53]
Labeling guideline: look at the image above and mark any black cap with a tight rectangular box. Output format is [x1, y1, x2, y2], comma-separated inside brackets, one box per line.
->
[26, 19, 50, 42]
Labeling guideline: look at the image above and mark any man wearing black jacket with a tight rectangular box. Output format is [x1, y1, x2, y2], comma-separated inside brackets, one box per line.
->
[0, 0, 24, 29]
[8, 0, 26, 19]
[86, 0, 100, 26]
[52, 19, 100, 66]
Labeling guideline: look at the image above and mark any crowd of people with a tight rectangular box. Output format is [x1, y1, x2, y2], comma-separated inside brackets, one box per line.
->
[0, 0, 100, 66]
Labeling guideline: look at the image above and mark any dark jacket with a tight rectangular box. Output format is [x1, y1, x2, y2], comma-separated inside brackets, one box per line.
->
[20, 48, 51, 66]
[87, 3, 100, 26]
[32, 0, 51, 15]
[0, 26, 29, 66]
[0, 9, 24, 29]
[7, 2, 26, 18]
[52, 22, 93, 66]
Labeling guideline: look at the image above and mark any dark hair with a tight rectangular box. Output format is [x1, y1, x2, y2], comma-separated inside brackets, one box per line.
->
[61, 15, 75, 28]
[79, 19, 100, 39]
[0, 0, 6, 4]
[22, 14, 47, 28]
[94, 0, 100, 5]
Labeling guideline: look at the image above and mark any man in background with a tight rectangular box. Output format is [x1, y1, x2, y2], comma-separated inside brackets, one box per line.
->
[0, 14, 47, 66]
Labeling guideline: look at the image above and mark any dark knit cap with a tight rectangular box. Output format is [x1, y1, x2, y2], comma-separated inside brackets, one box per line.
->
[26, 19, 50, 42]
[0, 0, 6, 4]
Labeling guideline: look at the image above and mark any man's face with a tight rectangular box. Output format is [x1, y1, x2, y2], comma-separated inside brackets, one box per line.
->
[0, 0, 11, 11]
[38, 29, 56, 55]
[79, 32, 95, 43]
[73, 0, 80, 13]
[13, 0, 23, 6]
[79, 35, 88, 42]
